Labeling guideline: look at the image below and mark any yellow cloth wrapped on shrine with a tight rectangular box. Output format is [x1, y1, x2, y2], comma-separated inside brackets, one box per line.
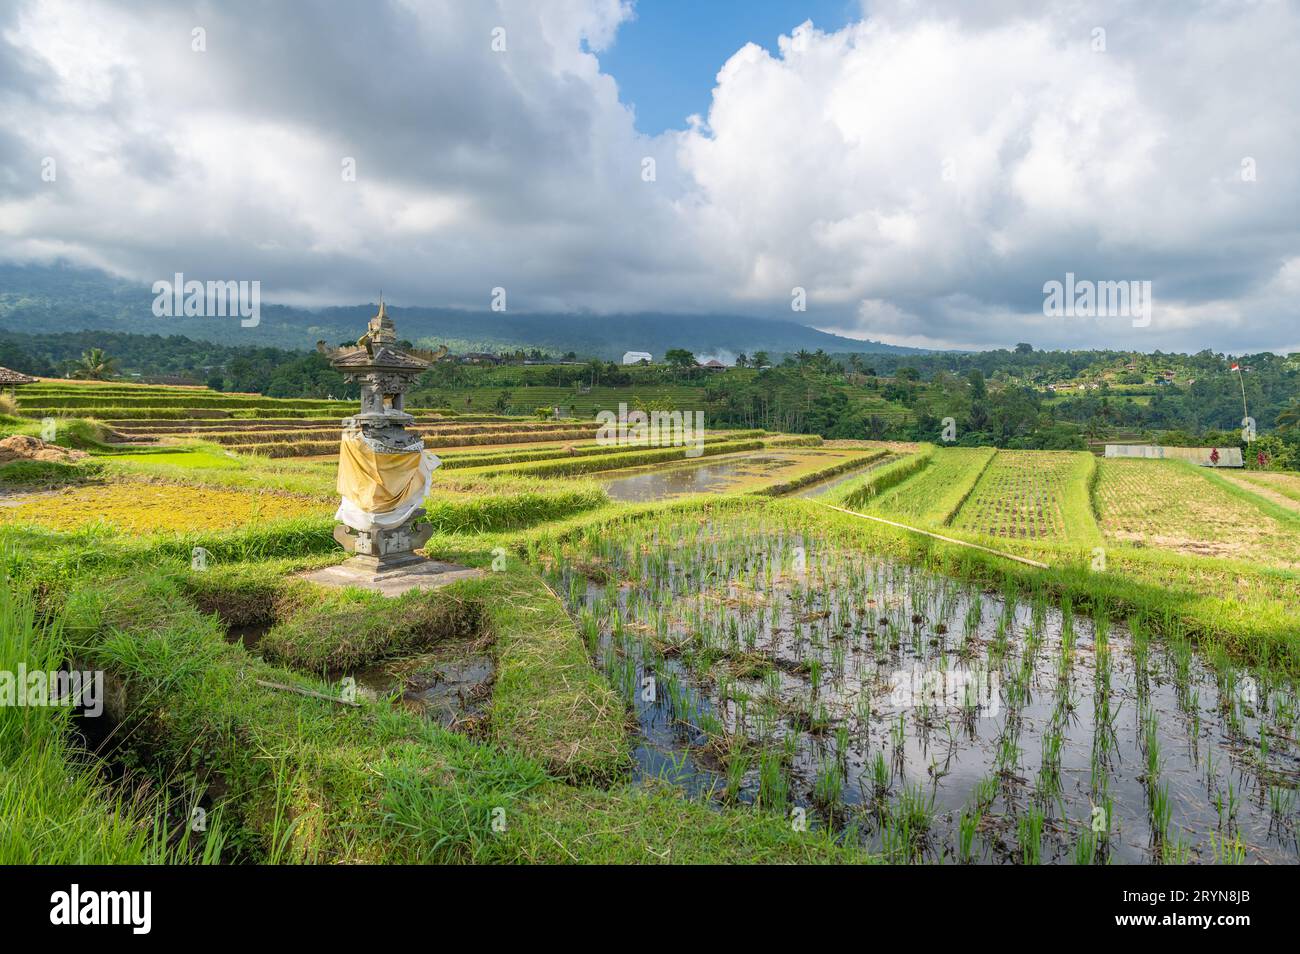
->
[335, 433, 440, 531]
[337, 433, 425, 512]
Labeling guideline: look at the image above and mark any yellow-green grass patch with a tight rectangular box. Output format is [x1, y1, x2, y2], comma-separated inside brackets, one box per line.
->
[0, 481, 326, 533]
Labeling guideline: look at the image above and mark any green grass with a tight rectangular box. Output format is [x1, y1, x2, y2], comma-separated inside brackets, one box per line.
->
[46, 544, 872, 863]
[850, 446, 996, 524]
[0, 458, 103, 489]
[756, 449, 889, 496]
[0, 571, 212, 863]
[257, 586, 484, 674]
[438, 429, 768, 470]
[229, 427, 600, 458]
[454, 558, 629, 783]
[0, 415, 118, 451]
[8, 465, 1300, 864]
[825, 447, 933, 509]
[98, 449, 243, 469]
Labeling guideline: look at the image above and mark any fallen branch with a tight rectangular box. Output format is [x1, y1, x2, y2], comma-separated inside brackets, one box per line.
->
[254, 678, 360, 707]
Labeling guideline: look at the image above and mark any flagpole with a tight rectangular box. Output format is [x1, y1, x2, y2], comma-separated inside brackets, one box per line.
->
[1235, 363, 1247, 422]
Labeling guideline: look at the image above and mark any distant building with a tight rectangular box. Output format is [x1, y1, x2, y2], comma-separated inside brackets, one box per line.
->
[459, 352, 501, 365]
[699, 359, 727, 371]
[622, 351, 652, 365]
[1104, 445, 1243, 467]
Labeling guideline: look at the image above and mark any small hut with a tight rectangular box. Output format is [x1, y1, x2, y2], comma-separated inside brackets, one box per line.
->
[0, 366, 36, 409]
[0, 366, 36, 390]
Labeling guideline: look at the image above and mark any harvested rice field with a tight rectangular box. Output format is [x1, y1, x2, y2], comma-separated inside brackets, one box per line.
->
[0, 481, 325, 532]
[1224, 470, 1300, 512]
[1094, 460, 1300, 566]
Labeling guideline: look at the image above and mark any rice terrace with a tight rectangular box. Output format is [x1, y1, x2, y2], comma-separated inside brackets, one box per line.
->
[0, 0, 1296, 926]
[2, 351, 1297, 873]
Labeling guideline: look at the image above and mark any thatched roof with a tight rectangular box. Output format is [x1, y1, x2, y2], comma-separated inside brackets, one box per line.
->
[0, 366, 36, 386]
[331, 345, 428, 372]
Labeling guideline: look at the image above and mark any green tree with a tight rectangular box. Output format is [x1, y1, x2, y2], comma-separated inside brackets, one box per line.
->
[665, 348, 696, 369]
[71, 348, 117, 380]
[1277, 399, 1300, 432]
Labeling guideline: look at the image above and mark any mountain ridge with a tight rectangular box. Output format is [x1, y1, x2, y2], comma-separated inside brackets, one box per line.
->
[0, 261, 928, 360]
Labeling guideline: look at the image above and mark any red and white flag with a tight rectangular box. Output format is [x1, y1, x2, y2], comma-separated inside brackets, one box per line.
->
[1231, 363, 1240, 371]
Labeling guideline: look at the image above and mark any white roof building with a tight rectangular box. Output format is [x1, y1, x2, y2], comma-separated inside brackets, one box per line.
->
[1104, 445, 1243, 467]
[622, 351, 652, 365]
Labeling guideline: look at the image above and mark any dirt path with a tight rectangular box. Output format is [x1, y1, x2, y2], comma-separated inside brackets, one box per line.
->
[1218, 473, 1300, 514]
[0, 489, 60, 508]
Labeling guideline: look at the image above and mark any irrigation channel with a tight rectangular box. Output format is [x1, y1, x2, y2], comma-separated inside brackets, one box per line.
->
[535, 512, 1299, 864]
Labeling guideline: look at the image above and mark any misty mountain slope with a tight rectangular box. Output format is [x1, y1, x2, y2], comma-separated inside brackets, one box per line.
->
[0, 262, 925, 359]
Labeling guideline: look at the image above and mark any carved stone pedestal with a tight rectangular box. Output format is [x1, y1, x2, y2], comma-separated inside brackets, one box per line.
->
[332, 508, 435, 573]
[316, 507, 483, 594]
[298, 557, 484, 596]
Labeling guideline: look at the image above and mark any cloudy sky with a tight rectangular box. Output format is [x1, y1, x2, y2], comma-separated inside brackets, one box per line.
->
[1, 0, 1297, 352]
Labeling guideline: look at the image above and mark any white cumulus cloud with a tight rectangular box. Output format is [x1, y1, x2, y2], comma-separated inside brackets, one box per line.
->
[0, 0, 1296, 352]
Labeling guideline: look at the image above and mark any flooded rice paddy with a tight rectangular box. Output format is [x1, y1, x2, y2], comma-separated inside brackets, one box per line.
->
[600, 450, 891, 502]
[536, 514, 1299, 863]
[793, 455, 899, 499]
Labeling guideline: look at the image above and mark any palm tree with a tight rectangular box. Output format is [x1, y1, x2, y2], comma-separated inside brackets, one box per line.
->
[1276, 399, 1300, 432]
[72, 348, 117, 380]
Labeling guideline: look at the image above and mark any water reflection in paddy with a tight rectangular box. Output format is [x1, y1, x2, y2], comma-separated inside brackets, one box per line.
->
[540, 517, 1299, 864]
